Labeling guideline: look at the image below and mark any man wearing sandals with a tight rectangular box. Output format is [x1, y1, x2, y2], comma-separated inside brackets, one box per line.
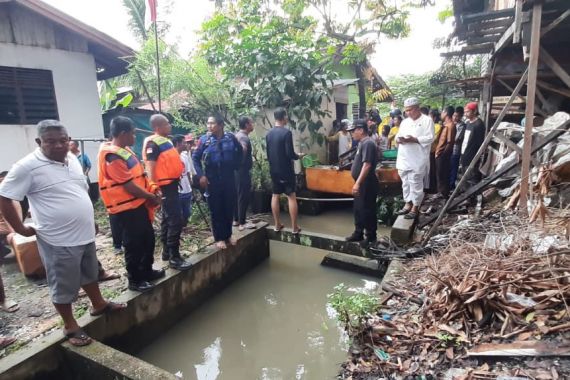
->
[395, 98, 435, 220]
[0, 120, 126, 347]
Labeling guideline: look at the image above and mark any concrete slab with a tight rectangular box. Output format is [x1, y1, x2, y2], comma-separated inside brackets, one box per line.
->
[62, 341, 177, 380]
[321, 252, 385, 277]
[390, 215, 416, 244]
[266, 227, 371, 257]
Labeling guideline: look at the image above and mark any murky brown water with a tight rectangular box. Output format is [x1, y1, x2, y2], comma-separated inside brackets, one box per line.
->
[138, 241, 380, 380]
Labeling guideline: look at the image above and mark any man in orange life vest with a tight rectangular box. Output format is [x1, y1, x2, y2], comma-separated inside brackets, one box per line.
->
[143, 114, 192, 271]
[98, 116, 164, 292]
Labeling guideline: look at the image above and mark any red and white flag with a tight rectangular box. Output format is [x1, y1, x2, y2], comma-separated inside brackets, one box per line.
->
[147, 0, 157, 23]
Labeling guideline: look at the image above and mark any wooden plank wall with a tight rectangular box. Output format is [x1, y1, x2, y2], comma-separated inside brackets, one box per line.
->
[0, 3, 87, 53]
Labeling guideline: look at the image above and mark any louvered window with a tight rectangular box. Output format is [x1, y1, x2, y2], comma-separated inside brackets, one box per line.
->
[0, 66, 59, 125]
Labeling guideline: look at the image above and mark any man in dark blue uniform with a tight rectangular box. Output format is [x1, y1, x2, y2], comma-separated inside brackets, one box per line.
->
[192, 115, 242, 250]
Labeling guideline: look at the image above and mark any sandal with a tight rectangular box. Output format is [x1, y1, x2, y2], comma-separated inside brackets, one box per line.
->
[273, 224, 284, 232]
[98, 271, 120, 283]
[90, 301, 127, 317]
[0, 336, 16, 349]
[404, 211, 417, 220]
[395, 208, 411, 215]
[0, 300, 19, 313]
[292, 228, 302, 235]
[64, 329, 92, 347]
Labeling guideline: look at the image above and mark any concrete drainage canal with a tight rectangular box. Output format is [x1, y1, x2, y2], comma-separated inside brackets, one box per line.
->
[0, 225, 387, 380]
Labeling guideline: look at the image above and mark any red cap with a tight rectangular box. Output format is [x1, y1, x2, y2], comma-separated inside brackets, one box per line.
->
[465, 102, 478, 111]
[184, 133, 194, 142]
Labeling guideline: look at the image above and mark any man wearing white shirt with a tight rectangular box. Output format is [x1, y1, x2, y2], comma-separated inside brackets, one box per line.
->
[172, 134, 197, 228]
[0, 120, 126, 346]
[395, 98, 435, 220]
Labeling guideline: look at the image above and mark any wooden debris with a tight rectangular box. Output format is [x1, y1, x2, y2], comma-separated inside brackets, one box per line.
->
[468, 341, 570, 357]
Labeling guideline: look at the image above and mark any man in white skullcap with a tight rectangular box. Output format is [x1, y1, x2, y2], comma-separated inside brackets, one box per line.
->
[394, 97, 435, 220]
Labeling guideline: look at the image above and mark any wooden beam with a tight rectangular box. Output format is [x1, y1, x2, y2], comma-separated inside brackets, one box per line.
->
[422, 68, 529, 243]
[537, 80, 570, 98]
[539, 47, 570, 89]
[466, 35, 503, 45]
[493, 23, 515, 57]
[493, 133, 540, 166]
[462, 8, 515, 24]
[441, 43, 494, 57]
[468, 18, 515, 32]
[513, 0, 523, 44]
[519, 3, 543, 213]
[541, 9, 570, 37]
[497, 77, 548, 117]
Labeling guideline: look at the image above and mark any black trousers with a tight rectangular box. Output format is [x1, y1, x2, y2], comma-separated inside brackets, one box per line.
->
[115, 204, 155, 282]
[109, 213, 124, 249]
[436, 151, 452, 197]
[233, 170, 251, 225]
[353, 180, 378, 241]
[208, 177, 236, 242]
[160, 182, 183, 254]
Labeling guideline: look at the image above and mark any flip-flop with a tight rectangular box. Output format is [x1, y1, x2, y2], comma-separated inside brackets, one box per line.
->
[292, 228, 302, 235]
[404, 211, 417, 220]
[0, 300, 19, 313]
[98, 272, 120, 283]
[90, 301, 127, 317]
[395, 208, 411, 215]
[64, 328, 92, 347]
[273, 224, 284, 232]
[0, 336, 16, 349]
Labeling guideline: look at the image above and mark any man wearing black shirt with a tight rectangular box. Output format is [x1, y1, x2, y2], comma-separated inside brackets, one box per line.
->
[266, 107, 302, 234]
[346, 119, 379, 246]
[460, 102, 485, 187]
[233, 116, 255, 231]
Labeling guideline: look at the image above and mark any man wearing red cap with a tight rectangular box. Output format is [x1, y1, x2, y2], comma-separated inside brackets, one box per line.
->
[460, 102, 485, 187]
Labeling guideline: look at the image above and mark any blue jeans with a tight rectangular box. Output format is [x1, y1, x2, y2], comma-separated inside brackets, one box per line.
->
[179, 192, 193, 226]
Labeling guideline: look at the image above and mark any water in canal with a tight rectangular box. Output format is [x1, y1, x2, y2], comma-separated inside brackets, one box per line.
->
[138, 241, 380, 380]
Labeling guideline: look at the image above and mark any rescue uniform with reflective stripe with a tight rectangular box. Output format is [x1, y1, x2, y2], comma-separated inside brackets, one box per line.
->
[97, 142, 155, 282]
[143, 134, 184, 256]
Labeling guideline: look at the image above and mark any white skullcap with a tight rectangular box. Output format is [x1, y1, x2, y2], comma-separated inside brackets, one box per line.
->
[404, 97, 420, 107]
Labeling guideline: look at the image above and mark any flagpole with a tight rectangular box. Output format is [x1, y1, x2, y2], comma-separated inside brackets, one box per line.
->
[154, 21, 161, 113]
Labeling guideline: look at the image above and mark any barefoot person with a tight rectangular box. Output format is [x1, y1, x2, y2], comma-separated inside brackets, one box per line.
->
[266, 107, 302, 234]
[192, 114, 242, 249]
[395, 98, 435, 220]
[0, 120, 126, 347]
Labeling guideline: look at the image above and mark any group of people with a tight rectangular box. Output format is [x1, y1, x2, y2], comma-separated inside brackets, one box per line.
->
[393, 98, 485, 220]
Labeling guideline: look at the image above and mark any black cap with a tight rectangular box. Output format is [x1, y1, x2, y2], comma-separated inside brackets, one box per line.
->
[347, 118, 368, 132]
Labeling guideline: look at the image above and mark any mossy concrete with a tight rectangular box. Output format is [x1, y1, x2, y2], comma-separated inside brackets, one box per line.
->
[62, 341, 176, 380]
[0, 223, 269, 380]
[266, 227, 372, 257]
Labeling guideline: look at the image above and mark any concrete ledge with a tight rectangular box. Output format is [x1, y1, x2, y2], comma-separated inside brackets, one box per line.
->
[0, 223, 269, 380]
[62, 341, 177, 380]
[266, 227, 371, 257]
[321, 252, 387, 277]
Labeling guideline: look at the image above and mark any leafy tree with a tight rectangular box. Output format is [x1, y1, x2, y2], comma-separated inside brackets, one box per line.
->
[306, 0, 433, 116]
[200, 0, 338, 145]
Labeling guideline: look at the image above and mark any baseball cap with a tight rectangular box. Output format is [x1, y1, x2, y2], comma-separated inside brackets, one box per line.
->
[184, 133, 194, 142]
[346, 119, 368, 132]
[465, 102, 478, 111]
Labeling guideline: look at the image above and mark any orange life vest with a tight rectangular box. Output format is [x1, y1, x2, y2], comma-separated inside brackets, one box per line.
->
[98, 143, 148, 215]
[142, 134, 184, 186]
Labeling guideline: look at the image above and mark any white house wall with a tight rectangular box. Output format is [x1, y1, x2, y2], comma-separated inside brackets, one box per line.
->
[252, 96, 338, 171]
[0, 43, 103, 181]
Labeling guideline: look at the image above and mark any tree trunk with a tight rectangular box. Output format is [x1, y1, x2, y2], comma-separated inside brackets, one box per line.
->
[355, 63, 367, 118]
